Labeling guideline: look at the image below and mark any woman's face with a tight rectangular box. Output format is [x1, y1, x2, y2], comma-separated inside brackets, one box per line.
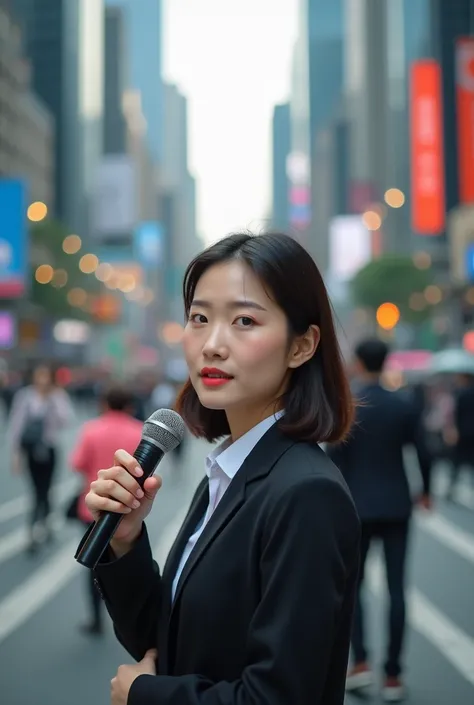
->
[182, 260, 314, 431]
[33, 366, 53, 390]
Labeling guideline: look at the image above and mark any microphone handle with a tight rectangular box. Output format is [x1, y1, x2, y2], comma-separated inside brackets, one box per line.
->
[75, 439, 164, 570]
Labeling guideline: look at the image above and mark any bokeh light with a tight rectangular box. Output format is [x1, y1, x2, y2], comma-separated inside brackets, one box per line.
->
[51, 269, 68, 288]
[67, 288, 88, 307]
[161, 322, 184, 344]
[384, 188, 405, 208]
[412, 251, 431, 269]
[63, 235, 82, 254]
[95, 263, 113, 282]
[409, 292, 426, 311]
[27, 201, 48, 222]
[376, 302, 400, 330]
[362, 210, 382, 231]
[424, 285, 442, 305]
[79, 254, 99, 274]
[35, 264, 54, 284]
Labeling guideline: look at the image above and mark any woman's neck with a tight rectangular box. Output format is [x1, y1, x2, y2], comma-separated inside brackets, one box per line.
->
[226, 403, 282, 442]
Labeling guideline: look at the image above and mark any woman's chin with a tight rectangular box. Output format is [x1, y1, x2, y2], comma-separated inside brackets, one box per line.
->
[197, 394, 228, 411]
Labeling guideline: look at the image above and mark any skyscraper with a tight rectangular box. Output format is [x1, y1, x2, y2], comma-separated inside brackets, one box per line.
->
[290, 0, 345, 265]
[107, 0, 163, 165]
[271, 103, 291, 231]
[103, 4, 128, 154]
[11, 0, 104, 236]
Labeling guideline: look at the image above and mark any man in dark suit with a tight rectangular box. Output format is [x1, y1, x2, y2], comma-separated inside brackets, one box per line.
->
[447, 373, 474, 499]
[327, 339, 431, 702]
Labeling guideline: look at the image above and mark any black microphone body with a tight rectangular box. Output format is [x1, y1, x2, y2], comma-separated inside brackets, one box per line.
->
[75, 440, 163, 569]
[75, 409, 185, 570]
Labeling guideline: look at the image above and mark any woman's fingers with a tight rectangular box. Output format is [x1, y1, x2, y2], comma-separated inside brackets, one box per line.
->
[114, 449, 143, 477]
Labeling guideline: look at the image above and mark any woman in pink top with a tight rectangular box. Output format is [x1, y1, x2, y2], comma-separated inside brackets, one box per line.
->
[70, 385, 143, 635]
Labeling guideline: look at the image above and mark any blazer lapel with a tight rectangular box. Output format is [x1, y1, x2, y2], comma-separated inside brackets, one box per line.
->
[170, 424, 295, 615]
[161, 477, 209, 592]
[158, 477, 208, 673]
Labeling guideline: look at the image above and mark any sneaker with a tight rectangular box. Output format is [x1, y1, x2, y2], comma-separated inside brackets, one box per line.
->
[382, 677, 406, 702]
[345, 662, 374, 692]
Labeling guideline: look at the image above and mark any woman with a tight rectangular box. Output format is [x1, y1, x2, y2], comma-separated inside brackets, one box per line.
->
[9, 363, 73, 552]
[70, 384, 144, 635]
[81, 232, 360, 705]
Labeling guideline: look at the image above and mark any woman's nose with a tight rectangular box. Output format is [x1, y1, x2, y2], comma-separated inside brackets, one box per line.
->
[202, 327, 229, 359]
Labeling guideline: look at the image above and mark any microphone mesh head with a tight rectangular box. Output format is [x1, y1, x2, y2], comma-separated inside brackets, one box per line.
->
[142, 409, 186, 452]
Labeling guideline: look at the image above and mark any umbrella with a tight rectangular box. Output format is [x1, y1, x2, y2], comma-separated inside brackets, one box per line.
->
[428, 348, 474, 375]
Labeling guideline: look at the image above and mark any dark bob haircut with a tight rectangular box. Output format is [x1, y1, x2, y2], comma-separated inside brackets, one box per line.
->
[175, 232, 354, 444]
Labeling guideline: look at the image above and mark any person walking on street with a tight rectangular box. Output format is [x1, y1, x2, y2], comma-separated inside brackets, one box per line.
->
[328, 339, 432, 702]
[8, 363, 73, 553]
[70, 384, 144, 635]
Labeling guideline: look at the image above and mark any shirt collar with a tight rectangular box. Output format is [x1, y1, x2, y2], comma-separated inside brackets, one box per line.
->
[205, 410, 284, 481]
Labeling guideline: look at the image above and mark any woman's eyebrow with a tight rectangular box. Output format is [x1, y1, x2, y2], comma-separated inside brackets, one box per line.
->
[191, 299, 267, 312]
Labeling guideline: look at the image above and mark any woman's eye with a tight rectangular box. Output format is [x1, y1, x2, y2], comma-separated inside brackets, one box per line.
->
[189, 313, 207, 324]
[235, 316, 255, 328]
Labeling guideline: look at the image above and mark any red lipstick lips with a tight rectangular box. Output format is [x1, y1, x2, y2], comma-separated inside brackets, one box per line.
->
[200, 367, 234, 387]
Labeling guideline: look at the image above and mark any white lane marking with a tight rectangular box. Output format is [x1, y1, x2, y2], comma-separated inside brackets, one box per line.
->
[0, 539, 79, 644]
[433, 470, 474, 511]
[366, 555, 474, 687]
[0, 517, 66, 566]
[416, 512, 474, 565]
[0, 479, 77, 524]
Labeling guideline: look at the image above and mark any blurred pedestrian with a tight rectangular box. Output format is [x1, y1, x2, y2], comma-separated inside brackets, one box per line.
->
[328, 339, 432, 702]
[446, 373, 474, 499]
[70, 384, 143, 635]
[8, 363, 73, 553]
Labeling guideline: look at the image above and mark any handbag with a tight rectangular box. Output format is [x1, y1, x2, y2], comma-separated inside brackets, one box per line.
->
[20, 417, 46, 451]
[20, 394, 51, 451]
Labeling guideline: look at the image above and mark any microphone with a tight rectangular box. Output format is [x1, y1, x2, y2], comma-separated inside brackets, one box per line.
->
[75, 408, 186, 570]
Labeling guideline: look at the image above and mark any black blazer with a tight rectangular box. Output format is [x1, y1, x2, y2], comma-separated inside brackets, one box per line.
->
[91, 423, 360, 705]
[327, 383, 431, 522]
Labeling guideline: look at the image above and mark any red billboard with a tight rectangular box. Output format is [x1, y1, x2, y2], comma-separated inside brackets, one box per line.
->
[455, 38, 474, 204]
[409, 60, 445, 234]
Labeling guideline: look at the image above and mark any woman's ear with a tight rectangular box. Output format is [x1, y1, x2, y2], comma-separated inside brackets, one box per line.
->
[288, 325, 320, 369]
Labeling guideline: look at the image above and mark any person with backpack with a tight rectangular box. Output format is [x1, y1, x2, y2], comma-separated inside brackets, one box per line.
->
[8, 363, 73, 553]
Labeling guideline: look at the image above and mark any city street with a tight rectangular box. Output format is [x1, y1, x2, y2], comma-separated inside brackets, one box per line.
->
[0, 410, 473, 704]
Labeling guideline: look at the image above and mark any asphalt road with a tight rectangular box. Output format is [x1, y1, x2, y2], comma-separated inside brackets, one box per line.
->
[0, 407, 473, 705]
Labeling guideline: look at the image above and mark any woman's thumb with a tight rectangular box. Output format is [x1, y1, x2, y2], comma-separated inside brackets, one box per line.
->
[142, 475, 162, 502]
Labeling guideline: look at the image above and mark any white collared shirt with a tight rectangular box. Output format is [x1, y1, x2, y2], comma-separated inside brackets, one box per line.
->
[171, 411, 284, 600]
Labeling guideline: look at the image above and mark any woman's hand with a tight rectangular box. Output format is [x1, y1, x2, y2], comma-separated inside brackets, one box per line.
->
[111, 649, 157, 705]
[85, 449, 162, 547]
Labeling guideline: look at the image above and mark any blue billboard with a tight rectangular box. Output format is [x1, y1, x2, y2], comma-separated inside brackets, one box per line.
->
[134, 222, 163, 268]
[0, 179, 27, 298]
[465, 244, 474, 281]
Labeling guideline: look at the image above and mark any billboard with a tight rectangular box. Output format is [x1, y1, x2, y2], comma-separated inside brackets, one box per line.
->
[409, 60, 445, 235]
[91, 155, 136, 244]
[0, 179, 27, 298]
[455, 38, 474, 204]
[134, 222, 163, 268]
[328, 215, 372, 283]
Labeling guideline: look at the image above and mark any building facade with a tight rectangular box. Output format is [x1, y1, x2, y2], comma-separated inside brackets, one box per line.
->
[103, 3, 128, 155]
[271, 103, 291, 231]
[11, 0, 104, 236]
[0, 3, 54, 206]
[107, 0, 164, 166]
[161, 83, 199, 320]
